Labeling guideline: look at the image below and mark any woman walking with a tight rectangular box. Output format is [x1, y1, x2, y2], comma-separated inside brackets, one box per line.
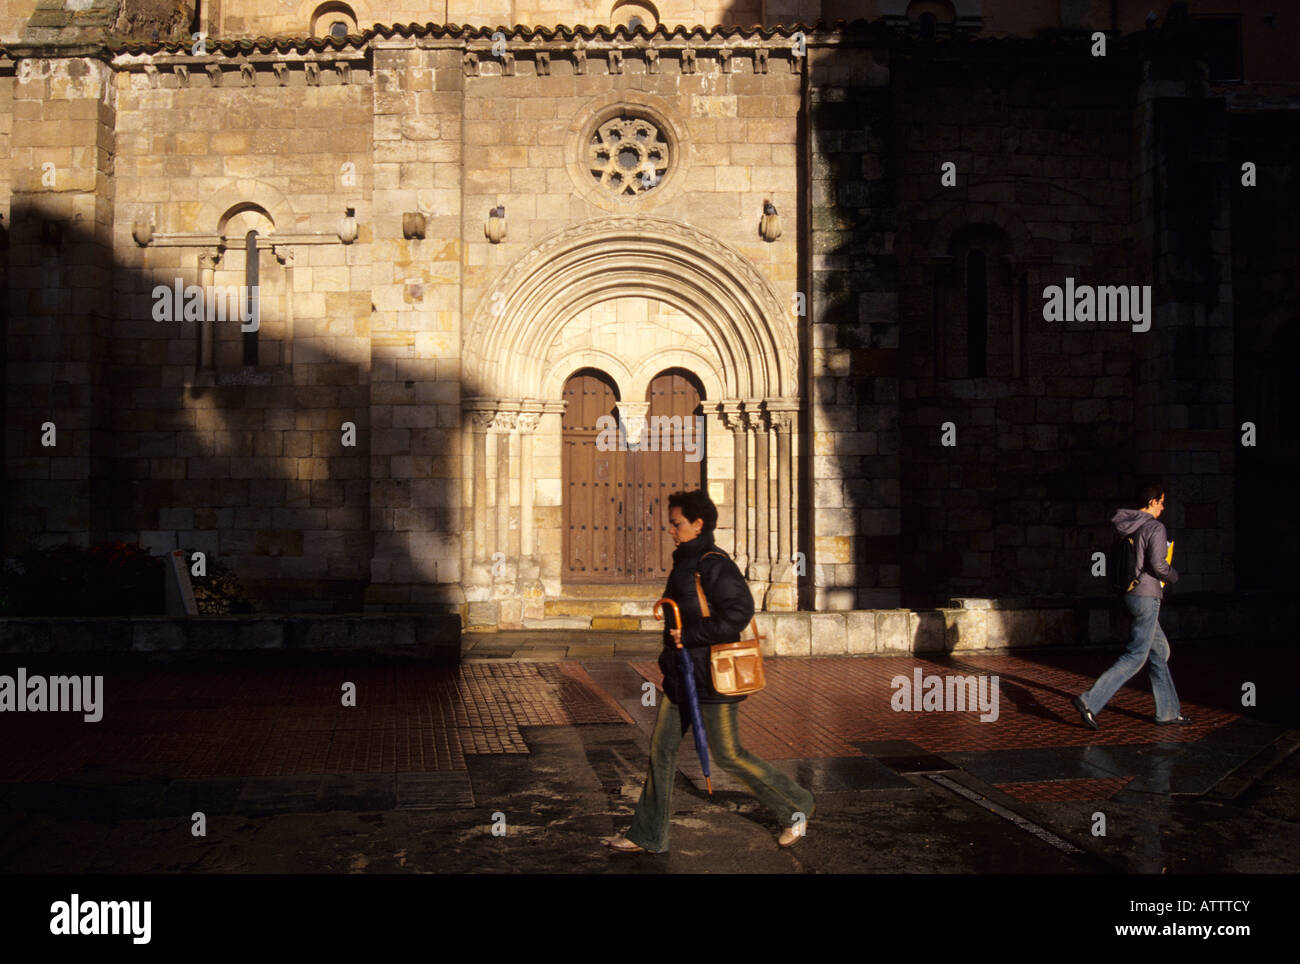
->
[605, 488, 816, 853]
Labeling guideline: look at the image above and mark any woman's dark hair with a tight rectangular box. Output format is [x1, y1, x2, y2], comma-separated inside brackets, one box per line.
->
[1137, 482, 1166, 509]
[667, 489, 717, 535]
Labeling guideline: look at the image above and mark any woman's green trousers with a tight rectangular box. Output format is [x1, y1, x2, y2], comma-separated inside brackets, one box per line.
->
[625, 694, 816, 853]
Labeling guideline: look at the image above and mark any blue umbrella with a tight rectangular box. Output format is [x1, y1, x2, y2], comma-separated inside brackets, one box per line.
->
[654, 597, 712, 795]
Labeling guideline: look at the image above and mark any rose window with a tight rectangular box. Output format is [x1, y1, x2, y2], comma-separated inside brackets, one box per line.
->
[588, 115, 670, 196]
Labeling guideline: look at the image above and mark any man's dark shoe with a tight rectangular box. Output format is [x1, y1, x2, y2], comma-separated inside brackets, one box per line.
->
[1071, 695, 1100, 730]
[1155, 715, 1193, 725]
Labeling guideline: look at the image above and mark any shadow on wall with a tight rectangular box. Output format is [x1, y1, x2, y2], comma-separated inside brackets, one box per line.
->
[2, 204, 482, 615]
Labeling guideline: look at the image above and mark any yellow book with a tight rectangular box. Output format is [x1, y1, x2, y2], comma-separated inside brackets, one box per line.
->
[1161, 540, 1173, 588]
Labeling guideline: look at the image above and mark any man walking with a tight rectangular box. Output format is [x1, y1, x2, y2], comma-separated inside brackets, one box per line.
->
[1072, 483, 1192, 729]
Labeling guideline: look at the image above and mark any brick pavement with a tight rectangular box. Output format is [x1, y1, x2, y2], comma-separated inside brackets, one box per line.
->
[0, 650, 1255, 798]
[629, 652, 1239, 760]
[0, 661, 631, 782]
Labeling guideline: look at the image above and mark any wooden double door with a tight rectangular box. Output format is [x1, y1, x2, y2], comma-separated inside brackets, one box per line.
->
[563, 370, 704, 583]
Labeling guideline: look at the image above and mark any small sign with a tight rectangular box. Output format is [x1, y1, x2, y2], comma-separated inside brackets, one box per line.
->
[166, 550, 199, 616]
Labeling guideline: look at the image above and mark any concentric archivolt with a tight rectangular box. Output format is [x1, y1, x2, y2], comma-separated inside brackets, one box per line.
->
[464, 216, 797, 401]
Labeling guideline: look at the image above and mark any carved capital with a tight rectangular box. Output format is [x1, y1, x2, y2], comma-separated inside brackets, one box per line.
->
[767, 411, 794, 433]
[719, 401, 746, 433]
[516, 412, 542, 434]
[490, 412, 517, 433]
[468, 410, 496, 432]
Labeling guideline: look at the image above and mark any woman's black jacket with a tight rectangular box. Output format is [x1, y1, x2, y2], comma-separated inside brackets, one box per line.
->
[657, 532, 754, 706]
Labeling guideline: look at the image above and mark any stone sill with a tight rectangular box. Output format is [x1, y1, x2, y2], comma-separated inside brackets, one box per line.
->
[754, 595, 1300, 657]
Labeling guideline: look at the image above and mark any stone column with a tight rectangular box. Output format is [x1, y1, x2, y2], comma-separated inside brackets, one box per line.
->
[197, 250, 221, 369]
[745, 400, 771, 589]
[720, 401, 748, 572]
[766, 402, 798, 610]
[515, 407, 545, 619]
[491, 409, 517, 579]
[517, 409, 541, 560]
[465, 403, 495, 566]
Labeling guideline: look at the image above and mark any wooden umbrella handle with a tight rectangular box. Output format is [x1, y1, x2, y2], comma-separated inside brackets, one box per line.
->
[653, 598, 682, 643]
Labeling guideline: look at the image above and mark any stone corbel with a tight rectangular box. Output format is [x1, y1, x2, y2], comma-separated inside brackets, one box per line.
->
[272, 245, 294, 267]
[535, 50, 550, 75]
[272, 62, 289, 86]
[607, 49, 622, 74]
[680, 46, 696, 74]
[335, 61, 351, 84]
[618, 401, 650, 446]
[143, 64, 160, 88]
[644, 47, 659, 73]
[463, 51, 479, 76]
[573, 42, 587, 75]
[239, 61, 255, 86]
[206, 63, 222, 87]
[754, 48, 768, 74]
[789, 46, 803, 74]
[718, 47, 732, 73]
[305, 61, 321, 85]
[174, 64, 190, 87]
[499, 51, 515, 76]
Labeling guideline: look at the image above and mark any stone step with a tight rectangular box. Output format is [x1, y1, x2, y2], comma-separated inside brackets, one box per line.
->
[521, 616, 592, 630]
[544, 599, 623, 618]
[559, 583, 664, 600]
[591, 616, 642, 631]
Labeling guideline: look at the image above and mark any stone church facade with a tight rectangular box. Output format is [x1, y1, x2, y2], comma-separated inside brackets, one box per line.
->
[2, 2, 1297, 644]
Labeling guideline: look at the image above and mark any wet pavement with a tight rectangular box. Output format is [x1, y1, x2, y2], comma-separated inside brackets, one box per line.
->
[0, 640, 1297, 874]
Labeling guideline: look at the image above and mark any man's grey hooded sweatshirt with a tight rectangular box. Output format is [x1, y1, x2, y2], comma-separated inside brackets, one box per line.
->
[1112, 508, 1178, 599]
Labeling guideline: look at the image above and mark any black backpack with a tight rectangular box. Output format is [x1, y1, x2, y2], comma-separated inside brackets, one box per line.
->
[1108, 531, 1141, 593]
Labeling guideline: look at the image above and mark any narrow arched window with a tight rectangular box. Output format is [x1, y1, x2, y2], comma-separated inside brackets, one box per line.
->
[966, 250, 987, 377]
[244, 230, 259, 365]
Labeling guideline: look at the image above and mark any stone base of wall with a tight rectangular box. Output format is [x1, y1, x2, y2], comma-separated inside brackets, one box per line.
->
[752, 594, 1299, 657]
[0, 614, 461, 662]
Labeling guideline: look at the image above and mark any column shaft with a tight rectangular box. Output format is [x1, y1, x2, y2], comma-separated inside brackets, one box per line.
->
[754, 421, 770, 567]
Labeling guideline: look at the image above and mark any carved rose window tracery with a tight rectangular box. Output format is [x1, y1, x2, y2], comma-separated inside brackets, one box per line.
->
[587, 115, 670, 197]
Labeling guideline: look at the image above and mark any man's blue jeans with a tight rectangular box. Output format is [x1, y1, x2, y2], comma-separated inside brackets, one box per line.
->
[1081, 593, 1182, 721]
[625, 694, 816, 853]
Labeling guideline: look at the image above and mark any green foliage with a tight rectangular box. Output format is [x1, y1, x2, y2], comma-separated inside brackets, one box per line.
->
[191, 558, 254, 615]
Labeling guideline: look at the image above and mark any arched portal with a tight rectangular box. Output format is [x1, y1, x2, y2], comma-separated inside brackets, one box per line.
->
[462, 217, 800, 612]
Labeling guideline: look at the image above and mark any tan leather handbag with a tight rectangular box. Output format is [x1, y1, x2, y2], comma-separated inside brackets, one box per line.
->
[695, 553, 767, 695]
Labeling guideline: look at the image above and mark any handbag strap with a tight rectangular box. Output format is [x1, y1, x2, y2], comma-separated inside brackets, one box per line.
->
[693, 550, 727, 618]
[695, 552, 762, 644]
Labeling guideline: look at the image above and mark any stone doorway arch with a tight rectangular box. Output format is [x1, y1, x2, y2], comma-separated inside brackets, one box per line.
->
[462, 216, 800, 620]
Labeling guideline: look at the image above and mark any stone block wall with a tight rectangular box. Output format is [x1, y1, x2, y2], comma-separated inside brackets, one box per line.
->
[806, 33, 901, 611]
[5, 56, 116, 553]
[892, 47, 1143, 605]
[458, 41, 801, 606]
[105, 52, 381, 610]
